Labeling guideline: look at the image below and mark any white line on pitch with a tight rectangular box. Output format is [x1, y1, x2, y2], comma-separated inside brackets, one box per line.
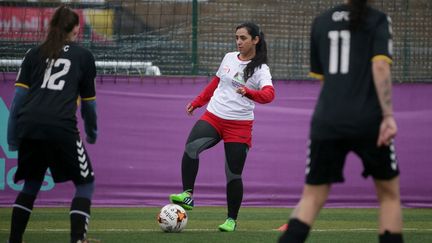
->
[0, 228, 431, 233]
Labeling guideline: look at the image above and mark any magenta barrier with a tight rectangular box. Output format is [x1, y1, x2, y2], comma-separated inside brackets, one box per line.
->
[1, 75, 431, 207]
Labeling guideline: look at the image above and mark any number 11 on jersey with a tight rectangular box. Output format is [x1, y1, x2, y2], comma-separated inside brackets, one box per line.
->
[328, 30, 350, 74]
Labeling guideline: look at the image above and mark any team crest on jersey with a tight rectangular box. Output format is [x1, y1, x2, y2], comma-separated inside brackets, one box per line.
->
[222, 65, 230, 74]
[231, 72, 246, 88]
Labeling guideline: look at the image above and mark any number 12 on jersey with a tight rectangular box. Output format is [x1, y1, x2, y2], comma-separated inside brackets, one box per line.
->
[41, 58, 71, 91]
[328, 30, 350, 74]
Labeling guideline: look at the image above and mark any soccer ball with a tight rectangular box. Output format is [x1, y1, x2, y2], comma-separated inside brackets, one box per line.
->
[157, 204, 188, 232]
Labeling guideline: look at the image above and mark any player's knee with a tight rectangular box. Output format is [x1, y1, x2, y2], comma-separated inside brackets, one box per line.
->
[375, 180, 400, 201]
[302, 185, 330, 208]
[74, 182, 95, 200]
[185, 137, 215, 159]
[22, 180, 43, 196]
[225, 164, 242, 183]
[379, 190, 400, 203]
[185, 142, 199, 159]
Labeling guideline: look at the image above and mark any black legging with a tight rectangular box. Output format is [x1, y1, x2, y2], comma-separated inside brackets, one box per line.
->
[181, 120, 248, 219]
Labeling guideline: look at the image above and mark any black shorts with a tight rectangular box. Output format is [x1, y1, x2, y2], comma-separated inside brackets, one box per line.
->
[15, 137, 95, 185]
[306, 138, 400, 185]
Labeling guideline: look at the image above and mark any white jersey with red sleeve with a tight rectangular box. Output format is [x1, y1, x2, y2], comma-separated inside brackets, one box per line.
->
[206, 52, 273, 120]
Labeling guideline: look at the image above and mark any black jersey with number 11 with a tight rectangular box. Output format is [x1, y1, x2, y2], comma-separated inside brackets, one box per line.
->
[309, 4, 393, 140]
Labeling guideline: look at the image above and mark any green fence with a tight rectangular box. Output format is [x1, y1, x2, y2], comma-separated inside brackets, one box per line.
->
[0, 0, 431, 81]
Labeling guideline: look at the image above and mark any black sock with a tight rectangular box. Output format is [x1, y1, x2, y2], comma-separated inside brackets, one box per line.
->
[9, 193, 36, 243]
[278, 218, 310, 243]
[181, 152, 199, 193]
[379, 230, 403, 243]
[70, 197, 91, 243]
[227, 179, 243, 220]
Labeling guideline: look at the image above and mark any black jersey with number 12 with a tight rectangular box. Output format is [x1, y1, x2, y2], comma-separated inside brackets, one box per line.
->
[15, 42, 96, 140]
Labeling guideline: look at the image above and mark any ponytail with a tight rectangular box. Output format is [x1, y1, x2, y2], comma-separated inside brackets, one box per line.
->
[236, 22, 268, 81]
[40, 4, 79, 61]
[348, 0, 368, 30]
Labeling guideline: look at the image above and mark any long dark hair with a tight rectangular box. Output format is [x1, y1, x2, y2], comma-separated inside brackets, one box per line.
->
[236, 22, 268, 81]
[348, 0, 369, 30]
[40, 4, 79, 61]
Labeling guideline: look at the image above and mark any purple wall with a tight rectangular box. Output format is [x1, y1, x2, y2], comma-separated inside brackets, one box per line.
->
[1, 74, 431, 207]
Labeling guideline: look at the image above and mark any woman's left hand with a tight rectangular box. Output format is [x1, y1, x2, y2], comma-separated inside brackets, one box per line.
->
[236, 87, 247, 96]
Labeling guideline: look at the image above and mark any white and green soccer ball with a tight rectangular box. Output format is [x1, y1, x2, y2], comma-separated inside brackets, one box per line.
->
[157, 203, 188, 232]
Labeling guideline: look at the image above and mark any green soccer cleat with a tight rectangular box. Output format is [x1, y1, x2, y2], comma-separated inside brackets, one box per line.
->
[218, 218, 236, 232]
[169, 190, 194, 210]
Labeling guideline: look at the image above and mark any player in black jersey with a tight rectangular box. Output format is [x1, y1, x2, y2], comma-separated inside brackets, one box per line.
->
[279, 1, 403, 243]
[7, 5, 97, 243]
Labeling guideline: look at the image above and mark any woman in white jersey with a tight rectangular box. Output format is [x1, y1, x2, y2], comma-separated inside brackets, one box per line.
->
[169, 22, 275, 232]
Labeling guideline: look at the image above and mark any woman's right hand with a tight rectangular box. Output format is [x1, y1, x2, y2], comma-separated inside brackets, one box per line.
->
[377, 115, 397, 147]
[186, 103, 196, 116]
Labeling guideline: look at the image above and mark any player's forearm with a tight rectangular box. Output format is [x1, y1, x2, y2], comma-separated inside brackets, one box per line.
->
[81, 100, 98, 142]
[372, 60, 393, 117]
[243, 85, 275, 104]
[7, 87, 28, 150]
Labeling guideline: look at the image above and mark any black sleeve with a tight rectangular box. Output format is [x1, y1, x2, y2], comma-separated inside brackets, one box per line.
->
[372, 14, 393, 60]
[310, 17, 323, 76]
[16, 48, 34, 87]
[79, 50, 96, 99]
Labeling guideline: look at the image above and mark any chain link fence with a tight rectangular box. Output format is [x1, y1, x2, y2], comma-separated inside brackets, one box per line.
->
[0, 0, 431, 81]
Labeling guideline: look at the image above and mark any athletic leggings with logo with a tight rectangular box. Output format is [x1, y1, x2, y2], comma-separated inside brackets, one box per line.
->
[182, 120, 248, 220]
